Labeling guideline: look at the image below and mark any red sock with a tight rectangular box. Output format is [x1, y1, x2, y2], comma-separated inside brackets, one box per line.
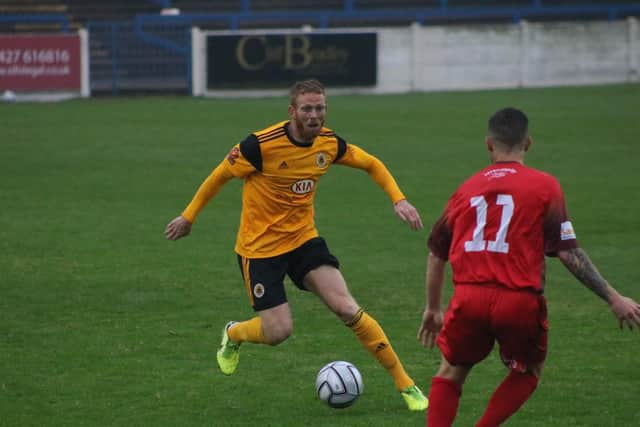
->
[426, 376, 462, 427]
[475, 371, 538, 427]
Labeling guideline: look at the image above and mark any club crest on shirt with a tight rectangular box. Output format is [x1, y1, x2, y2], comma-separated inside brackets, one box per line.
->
[560, 221, 576, 240]
[316, 152, 328, 168]
[226, 147, 240, 165]
[253, 283, 265, 298]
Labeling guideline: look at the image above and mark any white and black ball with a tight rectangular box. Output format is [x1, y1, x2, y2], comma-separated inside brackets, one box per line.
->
[315, 360, 363, 408]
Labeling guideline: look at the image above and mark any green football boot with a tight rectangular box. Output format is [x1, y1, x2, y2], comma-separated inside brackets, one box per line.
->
[216, 321, 241, 375]
[400, 384, 429, 411]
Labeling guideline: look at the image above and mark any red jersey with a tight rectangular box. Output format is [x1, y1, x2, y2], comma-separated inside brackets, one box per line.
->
[428, 161, 578, 292]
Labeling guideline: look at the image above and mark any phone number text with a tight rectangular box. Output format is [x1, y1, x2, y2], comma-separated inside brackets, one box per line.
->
[0, 49, 71, 65]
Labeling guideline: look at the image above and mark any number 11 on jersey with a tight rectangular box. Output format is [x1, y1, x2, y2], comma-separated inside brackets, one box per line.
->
[464, 194, 514, 254]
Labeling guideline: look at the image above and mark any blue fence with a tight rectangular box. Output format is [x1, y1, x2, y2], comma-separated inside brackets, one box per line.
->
[138, 1, 640, 29]
[87, 21, 190, 94]
[2, 1, 640, 94]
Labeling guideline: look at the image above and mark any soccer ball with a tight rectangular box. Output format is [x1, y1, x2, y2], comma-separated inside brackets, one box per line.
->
[315, 360, 363, 408]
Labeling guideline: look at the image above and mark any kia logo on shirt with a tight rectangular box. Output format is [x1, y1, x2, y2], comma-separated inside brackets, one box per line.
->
[291, 179, 315, 194]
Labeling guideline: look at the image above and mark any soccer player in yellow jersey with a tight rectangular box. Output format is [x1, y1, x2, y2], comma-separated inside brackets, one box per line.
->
[165, 79, 428, 411]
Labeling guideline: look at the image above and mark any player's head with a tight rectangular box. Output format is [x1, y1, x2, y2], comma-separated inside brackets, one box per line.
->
[486, 107, 532, 161]
[288, 79, 327, 142]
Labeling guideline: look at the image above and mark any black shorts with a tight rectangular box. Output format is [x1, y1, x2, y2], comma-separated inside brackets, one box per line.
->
[236, 237, 340, 311]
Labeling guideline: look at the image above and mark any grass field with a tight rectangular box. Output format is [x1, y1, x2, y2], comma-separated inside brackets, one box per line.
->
[2, 84, 639, 426]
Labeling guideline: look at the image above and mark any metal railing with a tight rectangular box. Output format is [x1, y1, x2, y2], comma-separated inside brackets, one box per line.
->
[139, 1, 640, 28]
[86, 21, 190, 94]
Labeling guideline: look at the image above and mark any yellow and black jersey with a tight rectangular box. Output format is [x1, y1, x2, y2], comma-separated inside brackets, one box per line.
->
[182, 120, 406, 258]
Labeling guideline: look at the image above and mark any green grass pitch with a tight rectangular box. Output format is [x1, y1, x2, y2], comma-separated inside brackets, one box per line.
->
[1, 84, 639, 426]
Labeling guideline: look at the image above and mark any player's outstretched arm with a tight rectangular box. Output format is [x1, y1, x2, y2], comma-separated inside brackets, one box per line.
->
[165, 215, 192, 240]
[394, 199, 424, 231]
[558, 247, 640, 331]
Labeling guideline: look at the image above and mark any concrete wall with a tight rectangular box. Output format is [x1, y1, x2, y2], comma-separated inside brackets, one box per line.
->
[374, 18, 639, 94]
[196, 18, 640, 97]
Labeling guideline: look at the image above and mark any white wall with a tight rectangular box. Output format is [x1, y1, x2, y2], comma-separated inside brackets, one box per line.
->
[629, 17, 640, 82]
[414, 24, 524, 91]
[375, 18, 639, 94]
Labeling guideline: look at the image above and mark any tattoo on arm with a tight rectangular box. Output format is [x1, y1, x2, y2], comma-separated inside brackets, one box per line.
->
[559, 248, 610, 302]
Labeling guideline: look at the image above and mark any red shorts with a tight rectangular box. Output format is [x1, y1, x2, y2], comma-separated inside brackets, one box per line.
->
[436, 284, 548, 372]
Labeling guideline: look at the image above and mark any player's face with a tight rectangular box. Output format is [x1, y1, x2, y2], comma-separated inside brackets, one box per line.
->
[289, 92, 327, 142]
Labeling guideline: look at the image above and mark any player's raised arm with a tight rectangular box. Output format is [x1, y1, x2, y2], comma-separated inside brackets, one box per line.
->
[557, 247, 640, 330]
[336, 143, 423, 230]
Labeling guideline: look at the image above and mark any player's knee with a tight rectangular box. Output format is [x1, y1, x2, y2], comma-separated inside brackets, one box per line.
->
[263, 323, 292, 345]
[330, 300, 361, 323]
[436, 359, 471, 385]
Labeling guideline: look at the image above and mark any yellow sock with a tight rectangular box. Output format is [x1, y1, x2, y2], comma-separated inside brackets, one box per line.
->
[228, 317, 265, 344]
[347, 309, 414, 391]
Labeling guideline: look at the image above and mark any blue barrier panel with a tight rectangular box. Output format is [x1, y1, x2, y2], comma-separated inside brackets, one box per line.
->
[136, 2, 640, 30]
[147, 0, 172, 7]
[87, 21, 189, 94]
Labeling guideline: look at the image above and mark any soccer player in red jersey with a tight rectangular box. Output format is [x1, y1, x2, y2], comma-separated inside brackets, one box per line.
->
[417, 107, 640, 427]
